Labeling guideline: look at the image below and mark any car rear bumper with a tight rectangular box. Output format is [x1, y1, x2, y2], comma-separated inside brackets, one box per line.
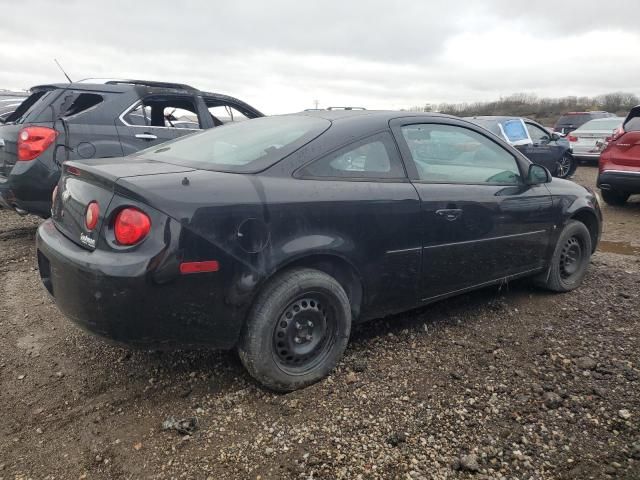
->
[597, 170, 640, 194]
[0, 160, 57, 217]
[36, 219, 244, 349]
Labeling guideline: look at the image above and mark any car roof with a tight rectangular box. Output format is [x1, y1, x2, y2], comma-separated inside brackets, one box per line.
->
[293, 109, 457, 123]
[465, 115, 534, 123]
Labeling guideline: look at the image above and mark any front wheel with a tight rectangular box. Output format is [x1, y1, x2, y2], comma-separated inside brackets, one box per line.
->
[534, 220, 592, 292]
[238, 268, 352, 392]
[601, 189, 629, 206]
[556, 154, 575, 179]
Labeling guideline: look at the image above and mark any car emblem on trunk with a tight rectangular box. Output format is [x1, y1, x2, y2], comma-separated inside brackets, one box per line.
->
[80, 233, 96, 248]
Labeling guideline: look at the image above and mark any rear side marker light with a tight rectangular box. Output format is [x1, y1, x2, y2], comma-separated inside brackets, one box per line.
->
[114, 208, 151, 245]
[180, 261, 220, 274]
[17, 126, 58, 161]
[85, 202, 99, 230]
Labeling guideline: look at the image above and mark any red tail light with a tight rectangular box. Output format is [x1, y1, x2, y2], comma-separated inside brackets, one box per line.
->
[610, 127, 625, 142]
[85, 202, 100, 230]
[17, 127, 58, 161]
[568, 135, 578, 142]
[114, 208, 151, 245]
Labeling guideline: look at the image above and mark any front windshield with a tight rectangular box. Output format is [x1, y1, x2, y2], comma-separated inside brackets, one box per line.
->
[140, 115, 331, 173]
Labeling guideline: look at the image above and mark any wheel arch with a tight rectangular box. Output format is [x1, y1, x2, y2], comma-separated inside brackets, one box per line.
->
[569, 208, 599, 253]
[257, 253, 364, 322]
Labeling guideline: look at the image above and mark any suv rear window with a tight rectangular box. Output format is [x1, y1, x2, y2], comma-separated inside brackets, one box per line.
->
[140, 115, 330, 173]
[4, 89, 54, 124]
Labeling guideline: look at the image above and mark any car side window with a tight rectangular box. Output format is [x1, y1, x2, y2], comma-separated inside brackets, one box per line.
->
[298, 132, 406, 179]
[526, 122, 551, 143]
[122, 96, 201, 129]
[401, 124, 522, 185]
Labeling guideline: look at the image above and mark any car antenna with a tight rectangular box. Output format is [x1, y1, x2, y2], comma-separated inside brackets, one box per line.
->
[54, 58, 73, 83]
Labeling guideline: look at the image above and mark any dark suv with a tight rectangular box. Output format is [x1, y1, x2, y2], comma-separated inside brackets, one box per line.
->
[553, 111, 614, 135]
[0, 79, 263, 217]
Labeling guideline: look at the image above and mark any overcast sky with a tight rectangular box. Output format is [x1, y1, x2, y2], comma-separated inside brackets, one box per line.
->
[1, 0, 639, 114]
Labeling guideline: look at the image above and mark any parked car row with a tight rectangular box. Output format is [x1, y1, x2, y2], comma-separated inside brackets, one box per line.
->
[1, 78, 624, 390]
[0, 79, 263, 217]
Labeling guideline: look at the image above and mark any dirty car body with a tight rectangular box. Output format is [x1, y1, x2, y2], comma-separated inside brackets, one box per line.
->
[36, 111, 602, 390]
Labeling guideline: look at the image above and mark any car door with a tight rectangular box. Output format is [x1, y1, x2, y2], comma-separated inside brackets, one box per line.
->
[116, 94, 202, 155]
[294, 131, 422, 318]
[522, 121, 565, 172]
[391, 118, 554, 301]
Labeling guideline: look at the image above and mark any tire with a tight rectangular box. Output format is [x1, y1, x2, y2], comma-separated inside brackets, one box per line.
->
[534, 220, 592, 292]
[556, 154, 575, 179]
[238, 268, 352, 392]
[601, 189, 629, 206]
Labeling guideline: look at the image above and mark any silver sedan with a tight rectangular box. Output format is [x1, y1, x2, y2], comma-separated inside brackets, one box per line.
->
[569, 117, 625, 162]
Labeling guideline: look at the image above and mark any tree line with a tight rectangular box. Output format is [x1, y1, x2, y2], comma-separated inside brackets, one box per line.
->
[409, 92, 639, 125]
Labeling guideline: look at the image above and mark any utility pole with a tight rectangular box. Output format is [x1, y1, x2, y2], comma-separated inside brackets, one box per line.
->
[313, 99, 319, 110]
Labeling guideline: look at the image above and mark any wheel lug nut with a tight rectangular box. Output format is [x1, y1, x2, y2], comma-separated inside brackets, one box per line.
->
[307, 320, 314, 327]
[305, 334, 312, 341]
[295, 322, 301, 329]
[294, 336, 301, 344]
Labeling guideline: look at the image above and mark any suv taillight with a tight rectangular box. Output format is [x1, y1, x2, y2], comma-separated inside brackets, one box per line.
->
[568, 135, 578, 142]
[610, 126, 625, 143]
[114, 208, 151, 245]
[17, 127, 58, 161]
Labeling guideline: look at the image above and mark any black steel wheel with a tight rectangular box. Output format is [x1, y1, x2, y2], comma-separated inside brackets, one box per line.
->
[238, 268, 351, 391]
[534, 220, 592, 292]
[272, 294, 338, 374]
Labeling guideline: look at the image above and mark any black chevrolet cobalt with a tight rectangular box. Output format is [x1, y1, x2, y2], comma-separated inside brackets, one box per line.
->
[36, 111, 602, 391]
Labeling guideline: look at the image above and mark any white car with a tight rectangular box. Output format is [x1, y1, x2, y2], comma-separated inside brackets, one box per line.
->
[568, 117, 625, 162]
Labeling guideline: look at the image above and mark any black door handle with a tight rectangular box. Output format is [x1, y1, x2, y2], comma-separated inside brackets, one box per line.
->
[436, 208, 463, 221]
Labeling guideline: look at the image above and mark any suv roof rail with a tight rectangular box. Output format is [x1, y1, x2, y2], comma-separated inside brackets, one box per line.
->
[326, 106, 366, 111]
[104, 79, 198, 91]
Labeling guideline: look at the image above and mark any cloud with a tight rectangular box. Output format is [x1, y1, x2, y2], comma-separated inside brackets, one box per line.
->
[0, 0, 638, 113]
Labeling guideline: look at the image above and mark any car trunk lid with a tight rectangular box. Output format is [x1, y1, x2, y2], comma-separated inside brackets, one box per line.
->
[53, 158, 195, 250]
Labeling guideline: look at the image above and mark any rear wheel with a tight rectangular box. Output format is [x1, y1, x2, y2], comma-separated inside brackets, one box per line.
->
[238, 268, 351, 392]
[556, 154, 575, 179]
[601, 189, 629, 206]
[535, 220, 592, 292]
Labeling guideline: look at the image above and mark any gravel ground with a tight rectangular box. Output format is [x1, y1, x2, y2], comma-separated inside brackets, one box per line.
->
[0, 165, 639, 480]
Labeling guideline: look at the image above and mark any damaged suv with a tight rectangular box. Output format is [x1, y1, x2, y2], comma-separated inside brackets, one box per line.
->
[0, 79, 263, 217]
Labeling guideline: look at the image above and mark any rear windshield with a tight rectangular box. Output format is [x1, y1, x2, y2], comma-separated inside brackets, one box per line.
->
[5, 88, 56, 124]
[625, 114, 640, 132]
[467, 119, 501, 136]
[578, 118, 623, 131]
[140, 115, 331, 173]
[556, 114, 591, 126]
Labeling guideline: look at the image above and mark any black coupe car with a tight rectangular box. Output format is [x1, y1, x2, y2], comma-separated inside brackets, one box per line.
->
[36, 111, 602, 391]
[466, 116, 575, 178]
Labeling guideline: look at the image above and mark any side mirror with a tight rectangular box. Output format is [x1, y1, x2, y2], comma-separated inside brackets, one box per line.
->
[527, 163, 551, 185]
[551, 132, 561, 141]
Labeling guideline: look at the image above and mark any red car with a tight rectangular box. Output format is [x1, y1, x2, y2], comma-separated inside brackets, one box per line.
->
[597, 105, 640, 205]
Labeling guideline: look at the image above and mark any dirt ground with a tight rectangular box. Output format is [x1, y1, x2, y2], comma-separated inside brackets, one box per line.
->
[1, 165, 639, 480]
